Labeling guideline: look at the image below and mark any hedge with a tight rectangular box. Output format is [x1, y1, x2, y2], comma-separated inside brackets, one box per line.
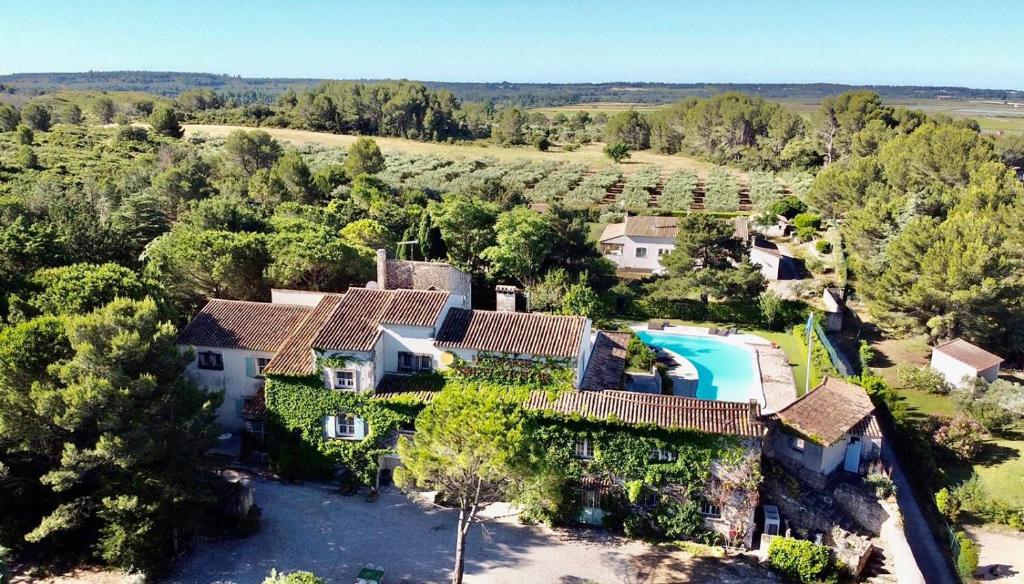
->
[767, 537, 839, 584]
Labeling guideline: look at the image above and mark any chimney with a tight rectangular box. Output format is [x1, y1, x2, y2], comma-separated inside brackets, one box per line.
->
[375, 249, 388, 289]
[748, 399, 760, 422]
[495, 285, 519, 312]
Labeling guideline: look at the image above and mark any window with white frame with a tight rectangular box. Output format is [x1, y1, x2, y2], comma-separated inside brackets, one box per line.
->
[197, 351, 223, 370]
[650, 447, 677, 462]
[574, 437, 594, 459]
[790, 436, 805, 452]
[635, 247, 648, 258]
[255, 357, 271, 377]
[335, 414, 357, 438]
[657, 248, 670, 256]
[334, 369, 356, 390]
[398, 351, 433, 373]
[699, 499, 722, 518]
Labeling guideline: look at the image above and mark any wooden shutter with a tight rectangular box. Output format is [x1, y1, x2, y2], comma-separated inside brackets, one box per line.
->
[324, 415, 336, 439]
[245, 356, 257, 378]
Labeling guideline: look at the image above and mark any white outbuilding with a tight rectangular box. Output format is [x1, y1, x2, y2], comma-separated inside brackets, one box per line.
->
[929, 338, 1003, 389]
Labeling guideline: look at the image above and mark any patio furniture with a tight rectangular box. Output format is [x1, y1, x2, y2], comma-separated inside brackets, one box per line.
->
[356, 564, 385, 584]
[708, 327, 720, 335]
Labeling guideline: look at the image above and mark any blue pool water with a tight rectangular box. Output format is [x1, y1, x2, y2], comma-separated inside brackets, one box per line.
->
[635, 331, 761, 403]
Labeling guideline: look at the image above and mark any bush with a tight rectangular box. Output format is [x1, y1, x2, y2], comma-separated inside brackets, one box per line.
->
[792, 212, 822, 231]
[928, 415, 987, 461]
[955, 532, 979, 582]
[897, 365, 951, 394]
[858, 340, 874, 373]
[936, 487, 961, 523]
[627, 334, 656, 371]
[767, 537, 839, 584]
[814, 240, 832, 254]
[865, 470, 897, 499]
[15, 145, 38, 170]
[263, 569, 325, 584]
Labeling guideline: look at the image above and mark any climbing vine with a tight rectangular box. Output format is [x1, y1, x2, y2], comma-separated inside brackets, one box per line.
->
[447, 352, 574, 397]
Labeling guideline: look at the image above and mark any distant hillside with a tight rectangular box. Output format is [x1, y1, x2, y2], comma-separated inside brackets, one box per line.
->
[1, 71, 1021, 107]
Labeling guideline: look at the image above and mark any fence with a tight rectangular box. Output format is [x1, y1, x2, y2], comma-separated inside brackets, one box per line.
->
[814, 323, 855, 377]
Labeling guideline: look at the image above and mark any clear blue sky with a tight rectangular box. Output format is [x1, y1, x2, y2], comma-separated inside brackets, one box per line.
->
[2, 0, 1021, 89]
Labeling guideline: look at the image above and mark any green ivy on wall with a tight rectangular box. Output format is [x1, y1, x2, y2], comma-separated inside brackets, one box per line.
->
[264, 374, 421, 485]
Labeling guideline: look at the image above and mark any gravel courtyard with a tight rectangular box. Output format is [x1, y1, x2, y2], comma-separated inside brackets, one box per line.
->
[167, 475, 773, 584]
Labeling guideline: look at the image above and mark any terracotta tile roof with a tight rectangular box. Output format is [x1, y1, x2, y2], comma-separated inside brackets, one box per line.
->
[242, 388, 267, 419]
[774, 377, 875, 446]
[372, 374, 446, 402]
[312, 288, 449, 352]
[526, 390, 764, 438]
[263, 294, 344, 376]
[579, 331, 630, 391]
[624, 215, 679, 239]
[598, 222, 626, 242]
[933, 338, 1003, 371]
[732, 216, 750, 241]
[850, 414, 883, 438]
[436, 308, 587, 359]
[177, 299, 311, 352]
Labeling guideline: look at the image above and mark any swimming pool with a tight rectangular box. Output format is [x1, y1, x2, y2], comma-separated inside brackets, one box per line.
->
[635, 331, 762, 403]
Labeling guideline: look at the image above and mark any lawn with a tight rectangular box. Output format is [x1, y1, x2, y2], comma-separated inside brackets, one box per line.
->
[870, 335, 1024, 508]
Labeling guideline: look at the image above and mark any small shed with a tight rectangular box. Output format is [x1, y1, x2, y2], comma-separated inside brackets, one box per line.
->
[930, 338, 1003, 388]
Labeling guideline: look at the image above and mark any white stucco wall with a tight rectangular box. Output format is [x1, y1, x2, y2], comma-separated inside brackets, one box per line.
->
[602, 235, 675, 271]
[315, 350, 376, 392]
[930, 350, 980, 388]
[182, 345, 273, 431]
[380, 324, 442, 373]
[820, 439, 849, 475]
[749, 247, 781, 280]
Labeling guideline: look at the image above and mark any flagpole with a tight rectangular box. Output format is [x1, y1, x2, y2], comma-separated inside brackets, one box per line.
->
[805, 313, 814, 395]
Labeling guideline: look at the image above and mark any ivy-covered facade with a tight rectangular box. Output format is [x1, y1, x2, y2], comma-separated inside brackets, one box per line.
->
[179, 254, 767, 548]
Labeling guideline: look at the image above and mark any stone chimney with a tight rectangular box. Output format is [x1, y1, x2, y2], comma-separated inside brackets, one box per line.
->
[375, 249, 388, 289]
[495, 285, 519, 312]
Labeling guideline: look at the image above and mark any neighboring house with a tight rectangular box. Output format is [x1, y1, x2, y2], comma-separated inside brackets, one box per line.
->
[599, 215, 678, 273]
[930, 338, 1003, 389]
[599, 215, 756, 275]
[764, 215, 795, 238]
[749, 237, 783, 280]
[822, 287, 844, 332]
[764, 377, 882, 489]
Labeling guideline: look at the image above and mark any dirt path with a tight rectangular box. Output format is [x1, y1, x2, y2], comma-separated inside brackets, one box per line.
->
[183, 124, 741, 179]
[965, 525, 1024, 582]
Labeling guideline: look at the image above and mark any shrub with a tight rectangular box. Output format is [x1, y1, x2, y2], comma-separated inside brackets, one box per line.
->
[814, 240, 832, 254]
[896, 364, 951, 394]
[858, 340, 874, 373]
[792, 212, 822, 231]
[659, 170, 697, 211]
[929, 415, 987, 461]
[263, 570, 325, 584]
[627, 334, 656, 371]
[865, 470, 897, 499]
[703, 169, 740, 212]
[955, 532, 979, 582]
[604, 142, 631, 163]
[767, 537, 839, 584]
[15, 145, 38, 170]
[936, 487, 961, 523]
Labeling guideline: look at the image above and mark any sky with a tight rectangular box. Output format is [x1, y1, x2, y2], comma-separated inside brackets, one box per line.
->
[1, 0, 1021, 89]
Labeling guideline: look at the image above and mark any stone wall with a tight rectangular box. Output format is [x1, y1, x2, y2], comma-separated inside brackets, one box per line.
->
[834, 481, 887, 534]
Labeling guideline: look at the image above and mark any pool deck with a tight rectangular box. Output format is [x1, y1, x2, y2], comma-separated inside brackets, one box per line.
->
[632, 325, 798, 414]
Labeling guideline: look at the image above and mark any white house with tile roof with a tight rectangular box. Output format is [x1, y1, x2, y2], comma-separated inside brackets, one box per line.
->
[930, 338, 1003, 388]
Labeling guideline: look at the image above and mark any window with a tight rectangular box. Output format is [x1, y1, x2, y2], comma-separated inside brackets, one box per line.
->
[398, 351, 433, 373]
[635, 247, 648, 258]
[639, 492, 660, 510]
[650, 447, 677, 462]
[657, 248, 670, 256]
[334, 370, 356, 390]
[699, 500, 722, 518]
[574, 438, 594, 459]
[790, 436, 806, 452]
[335, 414, 357, 438]
[255, 357, 271, 378]
[197, 351, 223, 370]
[245, 419, 266, 441]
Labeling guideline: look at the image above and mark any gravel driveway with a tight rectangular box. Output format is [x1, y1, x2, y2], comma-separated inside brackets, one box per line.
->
[167, 475, 772, 584]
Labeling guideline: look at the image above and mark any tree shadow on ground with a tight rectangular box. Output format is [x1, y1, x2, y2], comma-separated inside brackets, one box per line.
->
[974, 440, 1022, 468]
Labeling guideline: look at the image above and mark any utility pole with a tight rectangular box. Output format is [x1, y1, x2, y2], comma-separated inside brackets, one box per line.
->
[805, 313, 815, 395]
